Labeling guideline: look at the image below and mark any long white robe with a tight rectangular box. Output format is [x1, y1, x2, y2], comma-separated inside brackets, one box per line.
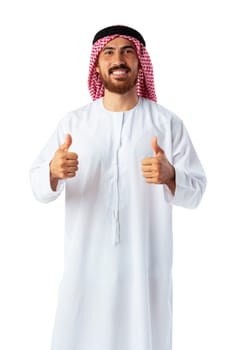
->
[30, 97, 207, 350]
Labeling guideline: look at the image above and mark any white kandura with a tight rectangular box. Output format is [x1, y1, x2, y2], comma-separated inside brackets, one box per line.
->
[30, 97, 206, 350]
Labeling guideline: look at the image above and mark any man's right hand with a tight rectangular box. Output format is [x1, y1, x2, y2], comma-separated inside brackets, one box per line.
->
[49, 134, 79, 191]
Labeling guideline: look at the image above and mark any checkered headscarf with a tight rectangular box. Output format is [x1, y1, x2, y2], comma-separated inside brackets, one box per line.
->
[88, 26, 157, 102]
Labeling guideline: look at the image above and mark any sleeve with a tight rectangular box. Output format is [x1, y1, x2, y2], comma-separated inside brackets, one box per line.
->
[164, 117, 207, 209]
[29, 118, 67, 203]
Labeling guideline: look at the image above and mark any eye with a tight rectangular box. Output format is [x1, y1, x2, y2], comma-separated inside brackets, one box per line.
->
[123, 48, 135, 55]
[103, 49, 113, 55]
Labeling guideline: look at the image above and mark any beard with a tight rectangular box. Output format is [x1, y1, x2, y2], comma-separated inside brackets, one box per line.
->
[98, 64, 138, 94]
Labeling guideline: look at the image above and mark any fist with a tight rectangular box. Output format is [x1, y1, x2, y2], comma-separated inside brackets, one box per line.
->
[50, 134, 79, 181]
[141, 136, 175, 193]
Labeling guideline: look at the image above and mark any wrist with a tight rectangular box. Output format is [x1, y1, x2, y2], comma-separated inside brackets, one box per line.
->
[166, 166, 176, 195]
[49, 163, 59, 191]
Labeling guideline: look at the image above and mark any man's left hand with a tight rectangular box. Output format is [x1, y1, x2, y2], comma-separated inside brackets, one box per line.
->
[141, 136, 176, 195]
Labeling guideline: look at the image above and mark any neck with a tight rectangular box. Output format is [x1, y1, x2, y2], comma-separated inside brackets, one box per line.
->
[102, 88, 139, 112]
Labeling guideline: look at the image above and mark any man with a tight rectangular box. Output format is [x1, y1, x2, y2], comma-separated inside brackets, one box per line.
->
[30, 25, 207, 350]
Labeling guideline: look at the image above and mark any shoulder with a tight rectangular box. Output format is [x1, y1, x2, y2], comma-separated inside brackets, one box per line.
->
[58, 99, 100, 127]
[141, 98, 182, 121]
[140, 98, 184, 132]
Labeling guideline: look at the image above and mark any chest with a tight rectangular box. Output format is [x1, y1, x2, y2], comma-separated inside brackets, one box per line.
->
[69, 111, 173, 170]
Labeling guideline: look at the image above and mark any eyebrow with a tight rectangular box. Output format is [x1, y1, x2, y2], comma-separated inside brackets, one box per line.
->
[103, 45, 136, 51]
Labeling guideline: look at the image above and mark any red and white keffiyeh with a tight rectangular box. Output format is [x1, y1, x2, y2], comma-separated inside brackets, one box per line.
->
[88, 34, 157, 102]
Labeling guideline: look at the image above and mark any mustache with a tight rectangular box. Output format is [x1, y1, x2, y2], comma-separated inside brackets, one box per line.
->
[109, 64, 130, 74]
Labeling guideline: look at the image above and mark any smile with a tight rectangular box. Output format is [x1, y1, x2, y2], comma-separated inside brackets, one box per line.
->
[109, 64, 130, 75]
[111, 70, 128, 76]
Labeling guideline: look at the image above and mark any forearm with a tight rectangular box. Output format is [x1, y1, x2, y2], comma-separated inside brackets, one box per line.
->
[164, 163, 176, 196]
[50, 173, 59, 192]
[166, 176, 176, 196]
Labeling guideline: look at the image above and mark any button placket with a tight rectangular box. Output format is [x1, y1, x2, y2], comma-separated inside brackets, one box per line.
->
[112, 112, 124, 245]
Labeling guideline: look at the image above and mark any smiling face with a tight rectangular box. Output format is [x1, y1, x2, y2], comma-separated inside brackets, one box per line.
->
[96, 37, 139, 95]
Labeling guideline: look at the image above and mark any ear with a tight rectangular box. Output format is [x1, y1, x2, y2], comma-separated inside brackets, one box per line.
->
[95, 59, 100, 73]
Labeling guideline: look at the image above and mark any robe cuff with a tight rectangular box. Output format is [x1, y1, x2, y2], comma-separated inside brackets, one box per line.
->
[30, 161, 65, 203]
[163, 167, 188, 205]
[163, 167, 205, 209]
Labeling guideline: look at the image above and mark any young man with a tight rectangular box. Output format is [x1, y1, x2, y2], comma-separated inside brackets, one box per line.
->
[30, 25, 207, 350]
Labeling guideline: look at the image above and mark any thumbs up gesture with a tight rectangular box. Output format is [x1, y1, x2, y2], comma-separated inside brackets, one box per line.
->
[141, 136, 176, 194]
[50, 134, 79, 191]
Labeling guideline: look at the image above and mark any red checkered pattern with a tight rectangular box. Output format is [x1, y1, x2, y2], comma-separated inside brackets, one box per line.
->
[88, 34, 157, 102]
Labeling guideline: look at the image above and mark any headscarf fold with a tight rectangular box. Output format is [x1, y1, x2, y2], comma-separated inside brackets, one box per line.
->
[88, 27, 157, 102]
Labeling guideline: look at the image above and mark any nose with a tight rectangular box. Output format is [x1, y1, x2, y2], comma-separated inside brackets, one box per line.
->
[112, 50, 125, 65]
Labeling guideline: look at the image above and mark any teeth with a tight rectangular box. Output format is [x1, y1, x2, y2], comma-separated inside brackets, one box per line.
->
[112, 70, 127, 75]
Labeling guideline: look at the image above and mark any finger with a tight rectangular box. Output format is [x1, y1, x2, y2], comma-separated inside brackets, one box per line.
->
[142, 170, 157, 178]
[141, 165, 153, 172]
[145, 178, 160, 184]
[67, 166, 78, 173]
[145, 178, 154, 183]
[65, 172, 77, 178]
[66, 159, 78, 166]
[142, 173, 153, 179]
[66, 152, 78, 160]
[151, 136, 164, 156]
[60, 134, 73, 152]
[144, 173, 163, 183]
[141, 157, 155, 165]
[63, 167, 78, 177]
[141, 159, 160, 170]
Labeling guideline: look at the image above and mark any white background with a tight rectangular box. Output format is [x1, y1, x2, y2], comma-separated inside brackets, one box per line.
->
[0, 0, 232, 349]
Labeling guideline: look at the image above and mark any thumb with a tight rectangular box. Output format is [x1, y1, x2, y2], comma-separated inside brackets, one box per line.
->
[151, 136, 164, 156]
[60, 134, 72, 152]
